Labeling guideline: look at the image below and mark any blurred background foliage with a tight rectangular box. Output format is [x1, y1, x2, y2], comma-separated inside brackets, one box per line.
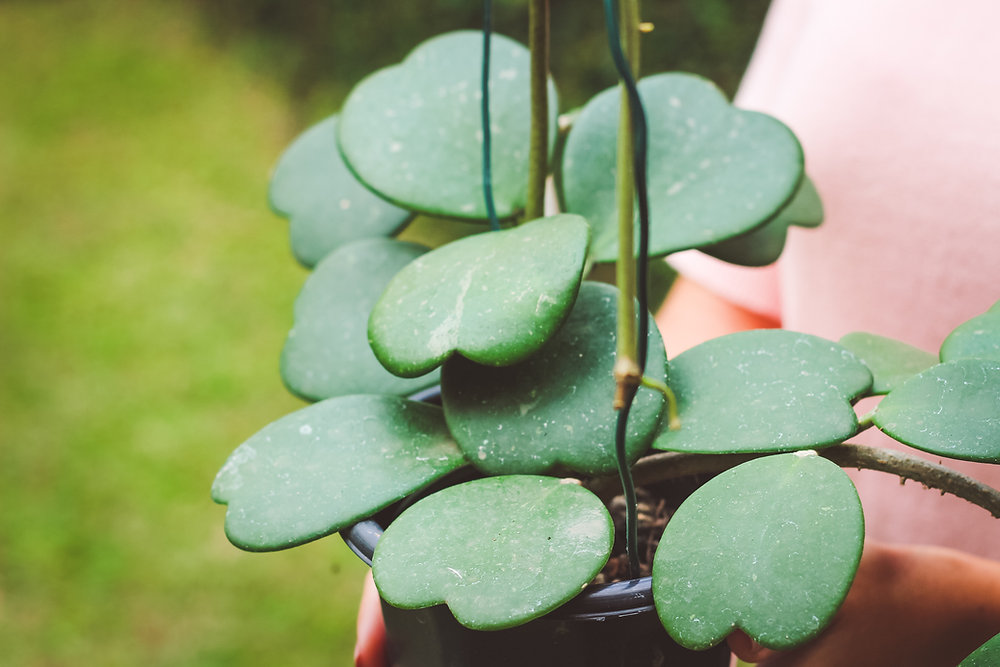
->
[0, 0, 767, 664]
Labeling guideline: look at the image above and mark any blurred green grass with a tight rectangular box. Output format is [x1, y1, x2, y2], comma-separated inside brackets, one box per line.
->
[0, 1, 368, 664]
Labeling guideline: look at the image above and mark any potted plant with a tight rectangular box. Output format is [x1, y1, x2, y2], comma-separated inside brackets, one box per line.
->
[211, 1, 1000, 665]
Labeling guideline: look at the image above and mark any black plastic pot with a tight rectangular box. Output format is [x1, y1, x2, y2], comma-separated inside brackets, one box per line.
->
[342, 499, 730, 667]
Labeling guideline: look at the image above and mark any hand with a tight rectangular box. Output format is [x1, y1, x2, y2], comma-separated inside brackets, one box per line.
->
[727, 541, 1000, 667]
[354, 571, 387, 667]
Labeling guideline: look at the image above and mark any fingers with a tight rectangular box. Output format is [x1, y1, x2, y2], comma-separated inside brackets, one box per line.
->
[726, 629, 781, 664]
[354, 571, 388, 667]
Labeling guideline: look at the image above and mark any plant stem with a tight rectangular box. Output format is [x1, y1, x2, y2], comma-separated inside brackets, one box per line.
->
[481, 0, 501, 231]
[524, 0, 549, 221]
[586, 445, 1000, 519]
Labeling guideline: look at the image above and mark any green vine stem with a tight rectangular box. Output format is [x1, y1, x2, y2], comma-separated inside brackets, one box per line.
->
[524, 0, 549, 221]
[585, 444, 1000, 519]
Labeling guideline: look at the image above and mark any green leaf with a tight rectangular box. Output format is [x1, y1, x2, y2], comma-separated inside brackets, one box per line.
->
[959, 631, 1000, 666]
[940, 311, 1000, 363]
[268, 115, 412, 268]
[873, 359, 1000, 463]
[652, 452, 864, 651]
[701, 176, 823, 267]
[280, 238, 439, 401]
[559, 73, 803, 262]
[373, 475, 612, 630]
[368, 214, 589, 378]
[838, 332, 937, 395]
[654, 330, 872, 454]
[211, 395, 465, 551]
[338, 31, 558, 220]
[441, 281, 666, 475]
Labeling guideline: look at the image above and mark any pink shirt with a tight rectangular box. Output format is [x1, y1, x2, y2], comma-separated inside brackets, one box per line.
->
[671, 0, 1000, 558]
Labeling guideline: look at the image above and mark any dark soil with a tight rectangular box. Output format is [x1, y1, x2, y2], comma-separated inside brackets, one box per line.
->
[593, 487, 673, 584]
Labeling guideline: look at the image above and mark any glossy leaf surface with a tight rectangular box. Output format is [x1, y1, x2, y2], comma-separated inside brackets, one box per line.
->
[269, 115, 412, 268]
[368, 214, 589, 377]
[653, 453, 863, 650]
[212, 395, 465, 551]
[373, 475, 613, 630]
[838, 332, 937, 395]
[441, 281, 666, 475]
[338, 31, 558, 220]
[873, 359, 1000, 462]
[654, 330, 871, 453]
[281, 238, 439, 401]
[560, 73, 803, 262]
[940, 311, 1000, 363]
[959, 631, 1000, 666]
[702, 176, 822, 267]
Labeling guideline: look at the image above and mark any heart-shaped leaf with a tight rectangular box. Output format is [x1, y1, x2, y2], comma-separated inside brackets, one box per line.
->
[269, 115, 412, 268]
[373, 475, 613, 630]
[701, 175, 822, 267]
[652, 452, 864, 651]
[873, 359, 1000, 463]
[338, 31, 558, 220]
[559, 73, 803, 262]
[211, 395, 465, 551]
[654, 330, 872, 454]
[280, 238, 439, 401]
[441, 281, 666, 475]
[940, 310, 1000, 363]
[838, 332, 937, 395]
[368, 214, 590, 378]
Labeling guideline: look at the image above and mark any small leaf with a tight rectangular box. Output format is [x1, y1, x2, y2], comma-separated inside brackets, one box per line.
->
[940, 311, 1000, 363]
[269, 115, 412, 268]
[959, 631, 1000, 666]
[368, 214, 590, 378]
[560, 73, 803, 262]
[212, 395, 465, 551]
[373, 475, 613, 630]
[838, 332, 937, 395]
[281, 239, 440, 401]
[654, 330, 872, 454]
[652, 452, 864, 651]
[338, 31, 558, 220]
[701, 176, 823, 267]
[873, 359, 1000, 463]
[441, 281, 666, 475]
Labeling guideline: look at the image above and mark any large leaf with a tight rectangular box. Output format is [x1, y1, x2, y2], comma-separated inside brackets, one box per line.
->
[838, 332, 937, 395]
[873, 359, 1000, 463]
[280, 238, 439, 401]
[268, 115, 412, 268]
[373, 475, 613, 630]
[559, 73, 803, 262]
[652, 452, 864, 651]
[368, 214, 589, 378]
[960, 631, 1000, 666]
[211, 395, 465, 551]
[940, 310, 1000, 363]
[338, 31, 558, 220]
[654, 330, 872, 454]
[701, 176, 822, 267]
[441, 281, 666, 475]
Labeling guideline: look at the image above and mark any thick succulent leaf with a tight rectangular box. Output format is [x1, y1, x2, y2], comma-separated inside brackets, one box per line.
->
[559, 73, 803, 262]
[441, 281, 666, 475]
[701, 176, 822, 267]
[368, 214, 589, 377]
[373, 475, 613, 630]
[940, 311, 1000, 363]
[338, 31, 558, 220]
[873, 359, 1000, 463]
[268, 115, 412, 268]
[654, 330, 872, 454]
[960, 631, 1000, 666]
[838, 332, 937, 395]
[281, 239, 439, 401]
[652, 452, 864, 651]
[211, 395, 465, 551]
